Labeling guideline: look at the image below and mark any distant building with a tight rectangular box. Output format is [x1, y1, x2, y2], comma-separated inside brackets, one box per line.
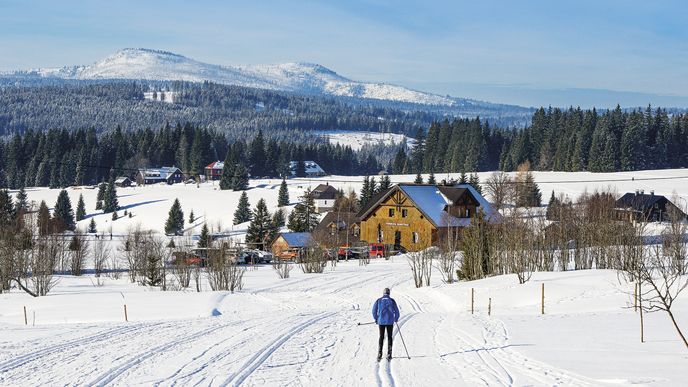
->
[114, 177, 132, 188]
[271, 232, 315, 260]
[309, 183, 338, 213]
[289, 160, 326, 177]
[136, 167, 183, 185]
[615, 190, 686, 222]
[312, 211, 360, 248]
[205, 161, 224, 180]
[357, 183, 498, 252]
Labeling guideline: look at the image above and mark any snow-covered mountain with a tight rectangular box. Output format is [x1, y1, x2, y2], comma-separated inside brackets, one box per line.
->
[9, 48, 466, 107]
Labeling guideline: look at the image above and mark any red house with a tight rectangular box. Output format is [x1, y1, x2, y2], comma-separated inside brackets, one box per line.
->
[205, 161, 224, 180]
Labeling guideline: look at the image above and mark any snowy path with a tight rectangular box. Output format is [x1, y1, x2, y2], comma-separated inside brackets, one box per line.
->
[1, 260, 686, 386]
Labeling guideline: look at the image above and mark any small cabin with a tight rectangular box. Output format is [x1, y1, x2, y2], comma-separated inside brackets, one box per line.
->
[205, 161, 224, 181]
[312, 211, 361, 248]
[114, 177, 132, 188]
[271, 232, 315, 259]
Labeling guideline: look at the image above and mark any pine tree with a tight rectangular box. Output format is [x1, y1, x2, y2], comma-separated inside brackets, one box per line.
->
[219, 148, 236, 190]
[427, 171, 436, 185]
[249, 130, 266, 177]
[189, 210, 195, 224]
[359, 176, 371, 209]
[37, 200, 50, 235]
[53, 189, 75, 231]
[233, 191, 252, 225]
[414, 172, 423, 184]
[102, 176, 118, 213]
[459, 172, 468, 184]
[88, 218, 97, 233]
[246, 199, 272, 250]
[272, 208, 286, 228]
[97, 182, 106, 201]
[392, 148, 407, 174]
[198, 223, 211, 248]
[232, 164, 249, 191]
[468, 173, 482, 194]
[277, 178, 289, 207]
[287, 190, 318, 232]
[295, 159, 306, 178]
[15, 186, 28, 214]
[0, 190, 14, 227]
[379, 174, 391, 192]
[164, 198, 185, 235]
[76, 193, 86, 221]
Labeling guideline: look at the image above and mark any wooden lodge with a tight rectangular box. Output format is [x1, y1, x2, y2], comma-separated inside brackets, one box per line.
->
[356, 183, 498, 252]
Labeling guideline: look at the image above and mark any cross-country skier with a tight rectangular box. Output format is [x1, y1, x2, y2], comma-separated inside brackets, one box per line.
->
[372, 287, 400, 361]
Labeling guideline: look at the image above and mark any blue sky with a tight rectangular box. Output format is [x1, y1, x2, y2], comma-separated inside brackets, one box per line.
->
[1, 0, 687, 108]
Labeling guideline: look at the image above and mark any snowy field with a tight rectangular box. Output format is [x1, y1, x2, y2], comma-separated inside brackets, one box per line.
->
[11, 168, 688, 237]
[2, 168, 688, 386]
[317, 130, 414, 151]
[1, 260, 686, 386]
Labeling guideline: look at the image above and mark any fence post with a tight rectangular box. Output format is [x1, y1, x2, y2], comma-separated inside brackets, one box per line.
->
[488, 298, 492, 316]
[541, 283, 545, 315]
[23, 306, 27, 325]
[124, 304, 128, 322]
[471, 288, 474, 315]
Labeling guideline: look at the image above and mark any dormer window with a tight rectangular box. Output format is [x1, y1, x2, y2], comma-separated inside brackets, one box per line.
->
[388, 208, 395, 217]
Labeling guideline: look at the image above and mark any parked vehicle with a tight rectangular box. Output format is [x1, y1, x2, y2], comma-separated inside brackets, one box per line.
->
[369, 243, 385, 258]
[238, 249, 274, 264]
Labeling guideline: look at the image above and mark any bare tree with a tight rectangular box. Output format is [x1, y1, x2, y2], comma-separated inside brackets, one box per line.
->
[437, 226, 460, 284]
[300, 246, 327, 274]
[639, 245, 688, 348]
[484, 171, 512, 211]
[171, 236, 194, 289]
[92, 233, 110, 278]
[207, 241, 245, 292]
[408, 238, 434, 288]
[273, 258, 293, 279]
[68, 231, 89, 276]
[14, 235, 62, 297]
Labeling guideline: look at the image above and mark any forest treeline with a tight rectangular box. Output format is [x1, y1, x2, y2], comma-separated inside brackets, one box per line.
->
[0, 124, 380, 189]
[390, 105, 688, 174]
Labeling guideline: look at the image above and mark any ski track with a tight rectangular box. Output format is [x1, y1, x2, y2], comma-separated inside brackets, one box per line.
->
[221, 311, 336, 387]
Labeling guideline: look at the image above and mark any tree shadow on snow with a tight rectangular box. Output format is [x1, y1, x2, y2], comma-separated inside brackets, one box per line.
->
[118, 199, 168, 210]
[439, 343, 533, 357]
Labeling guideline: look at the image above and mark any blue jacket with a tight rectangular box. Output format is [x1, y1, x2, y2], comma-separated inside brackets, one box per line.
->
[372, 295, 400, 325]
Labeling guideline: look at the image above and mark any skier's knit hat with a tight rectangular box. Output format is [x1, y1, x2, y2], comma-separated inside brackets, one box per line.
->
[383, 287, 390, 295]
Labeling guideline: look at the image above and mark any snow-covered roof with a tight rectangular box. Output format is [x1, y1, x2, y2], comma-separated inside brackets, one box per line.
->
[206, 161, 224, 170]
[279, 232, 315, 247]
[114, 177, 130, 183]
[289, 161, 325, 175]
[139, 166, 181, 179]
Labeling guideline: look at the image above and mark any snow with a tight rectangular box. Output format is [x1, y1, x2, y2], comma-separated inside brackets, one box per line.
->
[317, 130, 413, 151]
[0, 262, 686, 386]
[19, 48, 462, 106]
[3, 168, 688, 385]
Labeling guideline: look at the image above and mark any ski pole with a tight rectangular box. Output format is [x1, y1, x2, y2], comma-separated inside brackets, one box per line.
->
[395, 321, 411, 359]
[357, 321, 376, 326]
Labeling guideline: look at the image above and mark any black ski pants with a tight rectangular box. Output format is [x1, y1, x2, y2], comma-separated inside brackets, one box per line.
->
[378, 325, 393, 355]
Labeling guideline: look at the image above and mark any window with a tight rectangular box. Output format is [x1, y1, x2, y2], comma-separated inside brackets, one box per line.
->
[388, 208, 395, 217]
[412, 232, 419, 244]
[402, 209, 408, 218]
[465, 209, 470, 218]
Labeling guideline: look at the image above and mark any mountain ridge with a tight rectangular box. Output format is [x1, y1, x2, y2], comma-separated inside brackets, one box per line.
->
[4, 48, 504, 108]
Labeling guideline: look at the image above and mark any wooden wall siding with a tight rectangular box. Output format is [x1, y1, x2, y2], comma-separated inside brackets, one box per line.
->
[271, 236, 290, 256]
[446, 193, 479, 219]
[359, 190, 436, 252]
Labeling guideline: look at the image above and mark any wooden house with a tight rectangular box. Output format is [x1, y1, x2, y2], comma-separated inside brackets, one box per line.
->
[204, 161, 224, 180]
[357, 183, 498, 252]
[615, 190, 686, 222]
[312, 211, 360, 248]
[114, 177, 132, 187]
[271, 232, 315, 259]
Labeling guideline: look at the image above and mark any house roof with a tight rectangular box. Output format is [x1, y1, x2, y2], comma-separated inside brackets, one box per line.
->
[206, 161, 224, 170]
[139, 167, 182, 180]
[278, 232, 315, 247]
[616, 192, 667, 211]
[357, 183, 499, 228]
[114, 177, 130, 183]
[311, 184, 338, 200]
[289, 161, 325, 175]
